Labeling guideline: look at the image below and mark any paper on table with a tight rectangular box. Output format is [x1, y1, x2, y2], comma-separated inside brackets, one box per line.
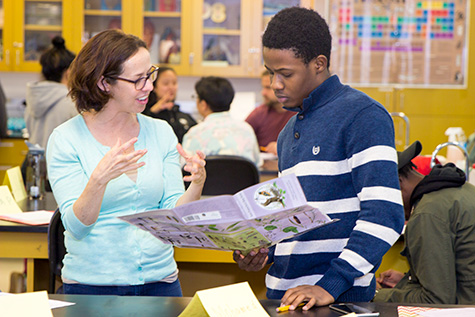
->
[0, 292, 76, 310]
[6, 166, 27, 202]
[418, 308, 475, 317]
[179, 282, 269, 317]
[0, 210, 54, 225]
[0, 291, 53, 316]
[48, 298, 76, 310]
[0, 185, 23, 214]
[397, 306, 440, 317]
[260, 152, 278, 161]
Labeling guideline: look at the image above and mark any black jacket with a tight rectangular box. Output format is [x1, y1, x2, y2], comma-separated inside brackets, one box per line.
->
[143, 92, 197, 143]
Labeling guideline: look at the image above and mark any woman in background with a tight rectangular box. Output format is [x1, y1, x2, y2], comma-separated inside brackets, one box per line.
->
[143, 66, 196, 143]
[47, 29, 206, 296]
[24, 36, 77, 148]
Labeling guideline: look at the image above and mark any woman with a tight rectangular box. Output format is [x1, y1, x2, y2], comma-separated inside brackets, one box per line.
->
[142, 66, 196, 143]
[24, 36, 77, 148]
[46, 29, 206, 296]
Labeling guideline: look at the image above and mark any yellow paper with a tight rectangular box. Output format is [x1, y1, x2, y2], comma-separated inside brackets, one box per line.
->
[178, 293, 209, 317]
[0, 291, 53, 317]
[6, 166, 27, 202]
[0, 185, 23, 214]
[179, 282, 269, 317]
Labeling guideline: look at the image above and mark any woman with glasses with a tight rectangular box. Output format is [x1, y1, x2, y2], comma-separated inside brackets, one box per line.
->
[142, 66, 196, 143]
[46, 29, 206, 296]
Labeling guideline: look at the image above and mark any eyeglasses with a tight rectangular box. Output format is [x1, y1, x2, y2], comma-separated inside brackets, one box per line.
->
[107, 65, 159, 90]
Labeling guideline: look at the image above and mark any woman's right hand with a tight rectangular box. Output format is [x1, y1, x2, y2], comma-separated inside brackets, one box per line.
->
[91, 137, 147, 186]
[72, 137, 146, 226]
[150, 91, 174, 113]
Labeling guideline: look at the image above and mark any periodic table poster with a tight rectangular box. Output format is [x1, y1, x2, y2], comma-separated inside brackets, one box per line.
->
[328, 0, 468, 86]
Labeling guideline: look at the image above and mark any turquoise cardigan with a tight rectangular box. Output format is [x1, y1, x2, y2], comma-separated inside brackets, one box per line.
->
[46, 114, 184, 286]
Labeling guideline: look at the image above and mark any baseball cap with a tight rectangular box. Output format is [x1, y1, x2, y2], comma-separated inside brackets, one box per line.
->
[398, 140, 422, 170]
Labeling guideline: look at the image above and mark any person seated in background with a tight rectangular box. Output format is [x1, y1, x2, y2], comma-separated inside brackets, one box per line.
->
[0, 79, 7, 138]
[182, 76, 261, 167]
[46, 29, 206, 296]
[24, 36, 77, 148]
[245, 70, 294, 155]
[142, 66, 196, 143]
[374, 141, 475, 304]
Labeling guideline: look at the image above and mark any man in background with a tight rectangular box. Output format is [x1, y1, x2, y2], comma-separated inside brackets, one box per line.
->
[245, 70, 294, 155]
[374, 141, 475, 304]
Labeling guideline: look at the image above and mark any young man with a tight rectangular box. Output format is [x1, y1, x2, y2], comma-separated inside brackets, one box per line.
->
[182, 76, 261, 167]
[374, 141, 475, 304]
[245, 70, 295, 155]
[233, 7, 404, 310]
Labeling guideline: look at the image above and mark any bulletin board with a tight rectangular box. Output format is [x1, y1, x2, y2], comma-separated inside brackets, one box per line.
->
[327, 0, 469, 87]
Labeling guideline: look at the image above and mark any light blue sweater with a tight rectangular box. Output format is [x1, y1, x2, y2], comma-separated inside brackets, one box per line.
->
[46, 114, 185, 285]
[268, 75, 405, 301]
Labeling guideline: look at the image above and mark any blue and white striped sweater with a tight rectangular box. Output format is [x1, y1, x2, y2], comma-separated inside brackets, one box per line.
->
[267, 75, 405, 301]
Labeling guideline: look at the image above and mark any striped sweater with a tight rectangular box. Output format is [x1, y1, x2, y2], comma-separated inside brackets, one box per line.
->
[268, 75, 405, 301]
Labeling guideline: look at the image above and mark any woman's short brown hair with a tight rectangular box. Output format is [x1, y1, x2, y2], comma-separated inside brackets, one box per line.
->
[68, 29, 147, 113]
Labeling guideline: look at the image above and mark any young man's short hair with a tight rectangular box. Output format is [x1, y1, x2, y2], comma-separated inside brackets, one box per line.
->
[194, 76, 235, 113]
[262, 7, 332, 67]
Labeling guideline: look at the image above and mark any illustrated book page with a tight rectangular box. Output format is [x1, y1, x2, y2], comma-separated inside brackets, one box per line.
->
[120, 174, 335, 253]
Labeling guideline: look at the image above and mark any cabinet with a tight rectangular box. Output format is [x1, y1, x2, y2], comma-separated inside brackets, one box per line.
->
[0, 0, 74, 72]
[0, 0, 313, 76]
[140, 0, 189, 74]
[0, 138, 28, 183]
[188, 0, 313, 77]
[0, 0, 83, 72]
[79, 0, 314, 77]
[356, 85, 475, 154]
[79, 0, 191, 73]
[0, 0, 4, 70]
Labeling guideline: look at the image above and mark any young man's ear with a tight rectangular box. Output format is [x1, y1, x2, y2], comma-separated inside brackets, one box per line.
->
[98, 76, 110, 92]
[314, 55, 328, 75]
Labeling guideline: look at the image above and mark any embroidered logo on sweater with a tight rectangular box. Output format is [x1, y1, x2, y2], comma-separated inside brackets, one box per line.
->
[312, 146, 320, 155]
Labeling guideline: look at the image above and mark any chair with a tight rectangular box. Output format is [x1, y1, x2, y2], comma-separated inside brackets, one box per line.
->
[184, 155, 260, 195]
[48, 208, 66, 294]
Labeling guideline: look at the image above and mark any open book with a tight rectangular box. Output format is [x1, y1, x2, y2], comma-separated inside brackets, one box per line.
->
[119, 174, 336, 254]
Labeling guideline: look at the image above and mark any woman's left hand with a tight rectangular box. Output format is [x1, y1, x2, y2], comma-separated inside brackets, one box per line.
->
[177, 143, 206, 186]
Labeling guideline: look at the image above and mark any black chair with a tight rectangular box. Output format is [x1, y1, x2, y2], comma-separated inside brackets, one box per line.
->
[47, 208, 66, 294]
[184, 155, 260, 195]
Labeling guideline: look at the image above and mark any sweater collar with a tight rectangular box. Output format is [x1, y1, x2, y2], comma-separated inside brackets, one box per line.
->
[284, 75, 344, 113]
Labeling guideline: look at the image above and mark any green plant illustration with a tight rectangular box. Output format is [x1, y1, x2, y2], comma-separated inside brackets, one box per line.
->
[283, 226, 298, 233]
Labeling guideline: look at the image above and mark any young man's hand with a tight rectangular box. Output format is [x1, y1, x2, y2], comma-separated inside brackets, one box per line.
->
[279, 285, 334, 311]
[233, 248, 268, 272]
[377, 269, 404, 288]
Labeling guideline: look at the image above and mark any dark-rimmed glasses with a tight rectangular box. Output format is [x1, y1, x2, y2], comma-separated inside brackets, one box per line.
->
[107, 65, 159, 90]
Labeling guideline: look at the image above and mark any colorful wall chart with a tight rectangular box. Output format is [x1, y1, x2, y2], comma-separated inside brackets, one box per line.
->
[328, 0, 468, 86]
